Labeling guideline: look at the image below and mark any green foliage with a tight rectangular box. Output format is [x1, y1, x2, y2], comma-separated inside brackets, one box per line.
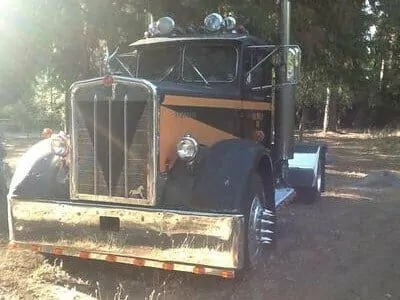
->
[0, 71, 65, 132]
[0, 0, 399, 129]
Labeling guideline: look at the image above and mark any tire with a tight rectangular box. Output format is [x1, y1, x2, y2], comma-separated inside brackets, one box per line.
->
[296, 159, 323, 204]
[242, 172, 276, 271]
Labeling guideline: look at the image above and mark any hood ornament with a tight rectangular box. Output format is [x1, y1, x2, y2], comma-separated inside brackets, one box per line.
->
[129, 185, 145, 199]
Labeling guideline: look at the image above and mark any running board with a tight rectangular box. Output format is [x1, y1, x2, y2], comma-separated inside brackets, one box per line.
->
[275, 188, 296, 207]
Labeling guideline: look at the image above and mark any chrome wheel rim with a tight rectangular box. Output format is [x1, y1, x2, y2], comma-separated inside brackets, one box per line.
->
[248, 196, 263, 266]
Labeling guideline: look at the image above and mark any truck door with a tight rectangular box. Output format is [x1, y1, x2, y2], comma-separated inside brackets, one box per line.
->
[241, 46, 276, 146]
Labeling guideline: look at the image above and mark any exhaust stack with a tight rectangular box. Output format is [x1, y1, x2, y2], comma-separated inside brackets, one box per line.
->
[275, 0, 295, 179]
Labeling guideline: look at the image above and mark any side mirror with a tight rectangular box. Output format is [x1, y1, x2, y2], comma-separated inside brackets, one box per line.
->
[285, 45, 301, 84]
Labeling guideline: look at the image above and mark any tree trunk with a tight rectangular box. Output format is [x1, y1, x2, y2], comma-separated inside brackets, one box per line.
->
[328, 88, 337, 131]
[323, 87, 330, 133]
[64, 88, 71, 133]
[298, 106, 310, 141]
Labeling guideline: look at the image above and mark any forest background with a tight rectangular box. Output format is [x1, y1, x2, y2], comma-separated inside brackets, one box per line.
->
[0, 0, 398, 133]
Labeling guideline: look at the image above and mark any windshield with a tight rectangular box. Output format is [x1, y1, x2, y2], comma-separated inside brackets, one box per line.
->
[183, 45, 237, 83]
[137, 45, 180, 81]
[109, 51, 138, 77]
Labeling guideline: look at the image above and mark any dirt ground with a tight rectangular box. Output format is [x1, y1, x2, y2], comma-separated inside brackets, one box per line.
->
[0, 131, 399, 300]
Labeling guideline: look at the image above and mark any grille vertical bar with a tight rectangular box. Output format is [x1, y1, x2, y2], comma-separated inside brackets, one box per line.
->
[124, 94, 128, 198]
[108, 91, 112, 197]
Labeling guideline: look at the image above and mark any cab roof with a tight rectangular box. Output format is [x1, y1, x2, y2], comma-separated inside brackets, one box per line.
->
[129, 34, 267, 47]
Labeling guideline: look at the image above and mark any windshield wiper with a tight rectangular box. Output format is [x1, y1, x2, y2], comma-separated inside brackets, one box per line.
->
[185, 58, 209, 85]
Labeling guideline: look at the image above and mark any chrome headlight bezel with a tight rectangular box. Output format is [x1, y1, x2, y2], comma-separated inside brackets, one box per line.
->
[176, 135, 199, 162]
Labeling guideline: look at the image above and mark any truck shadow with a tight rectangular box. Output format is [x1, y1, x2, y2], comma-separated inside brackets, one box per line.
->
[49, 255, 240, 299]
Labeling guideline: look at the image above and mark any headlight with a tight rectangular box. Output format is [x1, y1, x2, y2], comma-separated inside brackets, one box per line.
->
[50, 136, 68, 156]
[177, 135, 198, 162]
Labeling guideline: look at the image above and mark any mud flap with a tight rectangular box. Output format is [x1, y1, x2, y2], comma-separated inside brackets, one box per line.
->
[288, 143, 326, 191]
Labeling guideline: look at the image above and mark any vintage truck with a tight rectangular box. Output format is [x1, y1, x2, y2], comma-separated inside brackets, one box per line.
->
[7, 1, 326, 278]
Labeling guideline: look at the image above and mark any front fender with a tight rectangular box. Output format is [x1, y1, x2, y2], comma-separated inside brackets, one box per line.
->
[162, 139, 268, 212]
[8, 139, 69, 199]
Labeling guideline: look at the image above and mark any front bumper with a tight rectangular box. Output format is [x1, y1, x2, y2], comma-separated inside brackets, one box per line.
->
[8, 198, 244, 277]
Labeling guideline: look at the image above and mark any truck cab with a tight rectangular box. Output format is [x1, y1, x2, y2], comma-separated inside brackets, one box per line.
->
[7, 12, 325, 278]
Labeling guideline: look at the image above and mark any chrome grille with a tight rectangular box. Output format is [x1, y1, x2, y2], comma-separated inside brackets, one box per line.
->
[70, 77, 157, 205]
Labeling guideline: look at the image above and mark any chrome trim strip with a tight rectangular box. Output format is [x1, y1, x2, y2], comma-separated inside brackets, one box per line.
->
[69, 76, 159, 206]
[12, 198, 242, 217]
[93, 94, 98, 195]
[10, 198, 244, 269]
[274, 187, 296, 207]
[70, 86, 78, 199]
[247, 44, 301, 48]
[150, 84, 158, 203]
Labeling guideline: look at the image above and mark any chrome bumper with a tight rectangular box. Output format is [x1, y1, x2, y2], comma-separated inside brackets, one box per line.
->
[9, 199, 244, 276]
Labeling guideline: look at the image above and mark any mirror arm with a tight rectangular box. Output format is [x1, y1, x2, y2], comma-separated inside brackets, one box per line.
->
[245, 48, 278, 79]
[250, 84, 273, 92]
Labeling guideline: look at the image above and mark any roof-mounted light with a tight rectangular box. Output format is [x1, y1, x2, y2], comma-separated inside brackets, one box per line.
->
[224, 16, 236, 30]
[157, 16, 175, 35]
[147, 16, 175, 37]
[204, 13, 224, 32]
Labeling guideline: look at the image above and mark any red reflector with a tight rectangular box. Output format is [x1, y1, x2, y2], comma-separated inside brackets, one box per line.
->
[8, 243, 17, 250]
[220, 271, 235, 279]
[52, 248, 63, 255]
[79, 251, 90, 259]
[30, 245, 40, 252]
[253, 130, 265, 142]
[103, 75, 113, 86]
[132, 258, 145, 267]
[193, 266, 205, 275]
[106, 254, 117, 262]
[162, 262, 174, 271]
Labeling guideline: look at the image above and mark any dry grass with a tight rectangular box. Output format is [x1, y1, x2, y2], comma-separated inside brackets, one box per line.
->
[1, 129, 400, 299]
[0, 250, 95, 300]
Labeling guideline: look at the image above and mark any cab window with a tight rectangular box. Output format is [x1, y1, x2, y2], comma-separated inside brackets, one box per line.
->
[182, 44, 237, 83]
[244, 48, 274, 99]
[137, 45, 180, 81]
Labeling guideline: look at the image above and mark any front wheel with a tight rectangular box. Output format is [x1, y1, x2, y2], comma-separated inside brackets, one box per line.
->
[243, 173, 275, 269]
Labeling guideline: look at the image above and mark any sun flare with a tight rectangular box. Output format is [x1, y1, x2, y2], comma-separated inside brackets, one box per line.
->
[0, 0, 12, 12]
[0, 0, 15, 30]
